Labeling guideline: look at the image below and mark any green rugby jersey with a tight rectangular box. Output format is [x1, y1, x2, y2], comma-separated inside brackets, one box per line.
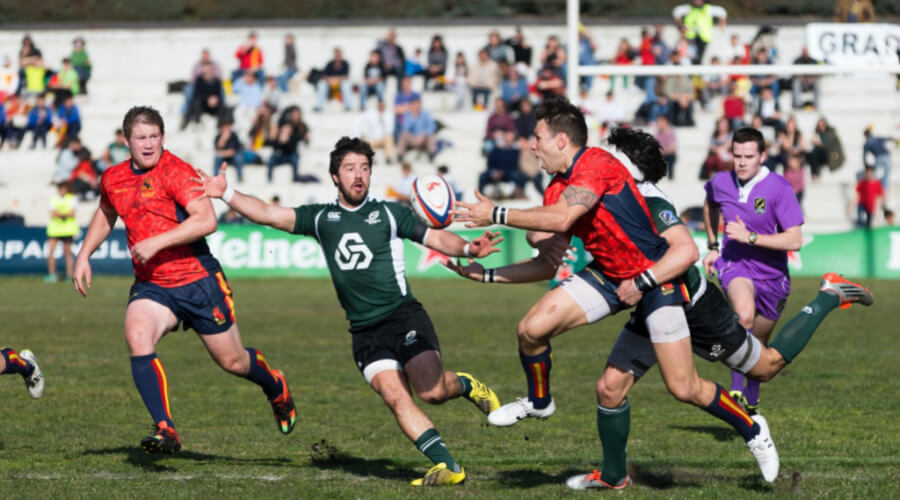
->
[292, 198, 428, 327]
[639, 183, 706, 304]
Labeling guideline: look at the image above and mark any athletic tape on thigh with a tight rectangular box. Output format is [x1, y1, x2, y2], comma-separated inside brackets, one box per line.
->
[560, 274, 613, 324]
[645, 305, 691, 343]
[363, 359, 404, 385]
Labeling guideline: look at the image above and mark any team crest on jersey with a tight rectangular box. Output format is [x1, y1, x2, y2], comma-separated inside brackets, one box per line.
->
[660, 282, 674, 295]
[212, 306, 226, 325]
[754, 197, 767, 214]
[140, 178, 155, 198]
[327, 211, 341, 221]
[365, 210, 382, 225]
[659, 210, 679, 226]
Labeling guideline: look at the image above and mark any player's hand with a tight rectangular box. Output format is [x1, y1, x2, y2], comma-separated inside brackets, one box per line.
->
[72, 258, 92, 298]
[534, 234, 574, 268]
[190, 163, 229, 199]
[453, 190, 495, 228]
[702, 249, 718, 277]
[444, 258, 486, 282]
[725, 215, 750, 243]
[468, 230, 504, 258]
[130, 237, 160, 265]
[616, 278, 643, 306]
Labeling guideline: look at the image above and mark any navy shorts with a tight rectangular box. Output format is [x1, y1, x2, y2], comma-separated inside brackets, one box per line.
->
[128, 271, 236, 335]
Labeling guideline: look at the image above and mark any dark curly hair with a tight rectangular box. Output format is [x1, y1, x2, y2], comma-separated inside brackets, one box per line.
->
[534, 96, 588, 148]
[606, 127, 667, 184]
[329, 136, 375, 178]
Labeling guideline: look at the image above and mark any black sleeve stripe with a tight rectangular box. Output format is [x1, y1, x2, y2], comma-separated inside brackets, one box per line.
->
[409, 222, 428, 244]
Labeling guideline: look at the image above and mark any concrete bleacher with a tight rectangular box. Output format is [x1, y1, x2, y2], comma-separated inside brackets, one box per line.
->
[1, 23, 897, 232]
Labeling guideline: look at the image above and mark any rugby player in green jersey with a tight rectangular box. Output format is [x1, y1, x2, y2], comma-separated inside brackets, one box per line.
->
[192, 137, 502, 487]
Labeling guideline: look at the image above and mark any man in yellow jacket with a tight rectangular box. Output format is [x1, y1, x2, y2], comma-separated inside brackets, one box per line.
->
[46, 180, 79, 282]
[673, 0, 728, 64]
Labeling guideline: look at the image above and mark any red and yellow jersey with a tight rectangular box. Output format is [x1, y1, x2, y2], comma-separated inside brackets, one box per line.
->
[100, 150, 220, 287]
[543, 147, 669, 281]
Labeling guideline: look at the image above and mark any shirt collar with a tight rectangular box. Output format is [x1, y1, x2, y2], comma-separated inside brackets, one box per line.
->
[560, 147, 587, 180]
[733, 166, 770, 203]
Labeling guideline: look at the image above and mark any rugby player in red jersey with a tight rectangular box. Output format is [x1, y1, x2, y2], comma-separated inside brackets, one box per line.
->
[455, 97, 778, 486]
[72, 106, 296, 454]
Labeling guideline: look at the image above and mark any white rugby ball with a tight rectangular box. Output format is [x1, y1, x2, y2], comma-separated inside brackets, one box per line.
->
[410, 174, 456, 228]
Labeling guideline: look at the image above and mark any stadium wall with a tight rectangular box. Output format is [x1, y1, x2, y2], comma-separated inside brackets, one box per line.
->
[3, 226, 900, 279]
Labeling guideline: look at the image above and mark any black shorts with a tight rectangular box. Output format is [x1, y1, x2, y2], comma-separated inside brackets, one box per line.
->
[128, 271, 236, 335]
[349, 300, 440, 382]
[624, 283, 747, 362]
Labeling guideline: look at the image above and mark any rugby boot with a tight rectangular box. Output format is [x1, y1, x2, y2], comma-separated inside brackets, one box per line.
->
[566, 470, 632, 490]
[819, 273, 874, 309]
[19, 349, 44, 399]
[141, 421, 182, 455]
[488, 397, 555, 427]
[270, 370, 297, 435]
[410, 462, 466, 486]
[746, 414, 779, 483]
[456, 372, 500, 415]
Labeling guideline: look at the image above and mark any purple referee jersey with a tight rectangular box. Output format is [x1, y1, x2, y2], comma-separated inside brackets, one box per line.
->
[705, 167, 804, 279]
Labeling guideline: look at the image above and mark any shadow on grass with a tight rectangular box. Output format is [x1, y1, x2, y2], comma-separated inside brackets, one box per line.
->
[630, 463, 775, 492]
[83, 446, 294, 473]
[495, 468, 575, 488]
[307, 439, 419, 481]
[670, 424, 739, 442]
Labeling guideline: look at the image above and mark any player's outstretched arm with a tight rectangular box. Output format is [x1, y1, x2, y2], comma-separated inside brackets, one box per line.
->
[454, 187, 595, 232]
[445, 253, 558, 283]
[191, 163, 296, 232]
[73, 206, 117, 297]
[425, 229, 503, 258]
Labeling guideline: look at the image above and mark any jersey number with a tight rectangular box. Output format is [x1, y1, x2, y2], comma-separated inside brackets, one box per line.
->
[335, 233, 373, 270]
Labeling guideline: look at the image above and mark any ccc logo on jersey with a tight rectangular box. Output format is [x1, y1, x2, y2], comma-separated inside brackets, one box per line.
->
[335, 232, 373, 271]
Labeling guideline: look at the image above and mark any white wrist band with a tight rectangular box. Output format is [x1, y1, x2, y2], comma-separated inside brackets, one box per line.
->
[482, 269, 496, 283]
[463, 243, 472, 258]
[222, 186, 235, 203]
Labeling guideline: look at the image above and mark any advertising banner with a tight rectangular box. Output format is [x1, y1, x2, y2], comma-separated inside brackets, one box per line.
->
[806, 23, 900, 65]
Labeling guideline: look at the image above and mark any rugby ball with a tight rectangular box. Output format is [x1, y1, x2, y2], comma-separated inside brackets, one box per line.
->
[410, 174, 456, 228]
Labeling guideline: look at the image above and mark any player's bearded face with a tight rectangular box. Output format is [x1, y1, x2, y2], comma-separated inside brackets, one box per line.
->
[334, 152, 371, 206]
[127, 123, 164, 170]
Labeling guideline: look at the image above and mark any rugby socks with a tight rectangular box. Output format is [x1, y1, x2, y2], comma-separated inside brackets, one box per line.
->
[597, 400, 630, 485]
[415, 428, 460, 472]
[770, 292, 840, 363]
[1, 348, 34, 377]
[244, 348, 284, 401]
[702, 383, 759, 442]
[457, 373, 472, 398]
[520, 346, 552, 409]
[131, 353, 175, 429]
[745, 379, 761, 408]
[729, 370, 745, 395]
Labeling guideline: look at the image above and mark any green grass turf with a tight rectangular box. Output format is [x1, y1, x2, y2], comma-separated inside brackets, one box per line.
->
[1, 275, 898, 498]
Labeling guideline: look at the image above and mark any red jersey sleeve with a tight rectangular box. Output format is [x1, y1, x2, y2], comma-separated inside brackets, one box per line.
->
[567, 152, 617, 198]
[99, 171, 114, 213]
[165, 159, 205, 209]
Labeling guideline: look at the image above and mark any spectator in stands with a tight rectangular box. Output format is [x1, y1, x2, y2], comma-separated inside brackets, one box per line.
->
[469, 49, 500, 110]
[397, 97, 438, 162]
[485, 31, 512, 65]
[267, 105, 312, 183]
[56, 96, 81, 144]
[48, 58, 80, 105]
[385, 162, 416, 205]
[536, 67, 565, 100]
[884, 209, 896, 226]
[769, 115, 805, 172]
[45, 180, 78, 283]
[484, 97, 516, 155]
[700, 55, 728, 107]
[834, 0, 876, 23]
[232, 71, 264, 130]
[451, 52, 469, 110]
[783, 152, 806, 205]
[479, 130, 526, 199]
[609, 37, 636, 92]
[514, 98, 536, 140]
[578, 25, 599, 90]
[361, 50, 386, 110]
[214, 119, 245, 183]
[506, 26, 533, 75]
[500, 66, 529, 113]
[721, 33, 747, 64]
[864, 125, 892, 189]
[701, 116, 733, 179]
[0, 98, 6, 147]
[664, 52, 695, 126]
[654, 115, 678, 180]
[855, 165, 883, 228]
[276, 34, 298, 92]
[314, 47, 353, 112]
[1, 56, 18, 101]
[539, 35, 567, 79]
[394, 76, 420, 133]
[262, 76, 282, 114]
[100, 129, 130, 170]
[21, 56, 48, 99]
[233, 32, 264, 83]
[356, 99, 396, 163]
[69, 146, 100, 200]
[1, 94, 26, 149]
[25, 94, 52, 149]
[749, 47, 779, 97]
[722, 81, 745, 130]
[806, 117, 844, 179]
[182, 61, 224, 129]
[55, 137, 82, 182]
[792, 47, 820, 109]
[18, 35, 42, 68]
[437, 165, 464, 201]
[672, 0, 727, 64]
[754, 87, 783, 133]
[595, 91, 626, 134]
[425, 35, 448, 91]
[376, 28, 406, 81]
[404, 48, 426, 80]
[192, 49, 222, 80]
[70, 37, 91, 95]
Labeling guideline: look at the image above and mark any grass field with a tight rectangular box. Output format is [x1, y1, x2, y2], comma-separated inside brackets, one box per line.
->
[1, 275, 898, 498]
